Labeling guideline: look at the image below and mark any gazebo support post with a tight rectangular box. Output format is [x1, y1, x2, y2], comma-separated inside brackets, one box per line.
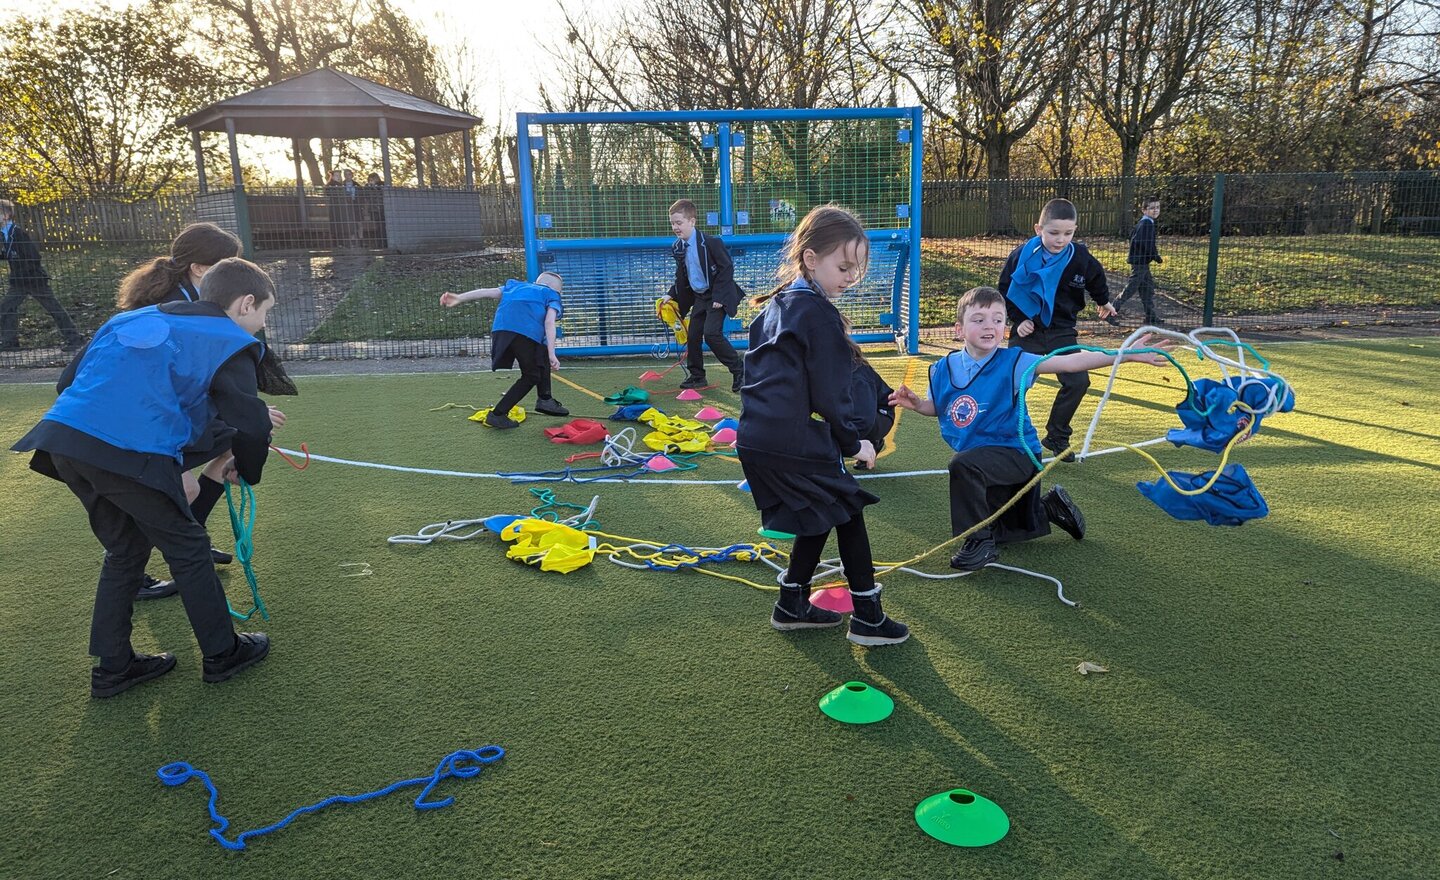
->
[379, 118, 392, 186]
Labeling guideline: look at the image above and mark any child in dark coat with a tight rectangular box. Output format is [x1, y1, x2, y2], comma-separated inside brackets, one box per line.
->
[738, 205, 908, 647]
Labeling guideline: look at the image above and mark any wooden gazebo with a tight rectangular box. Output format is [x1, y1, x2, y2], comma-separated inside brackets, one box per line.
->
[177, 69, 488, 252]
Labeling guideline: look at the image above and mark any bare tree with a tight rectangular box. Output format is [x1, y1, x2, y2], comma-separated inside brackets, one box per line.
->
[1082, 0, 1232, 231]
[186, 0, 458, 185]
[865, 0, 1111, 233]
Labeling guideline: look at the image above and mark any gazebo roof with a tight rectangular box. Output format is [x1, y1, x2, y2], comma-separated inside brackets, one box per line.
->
[176, 68, 481, 139]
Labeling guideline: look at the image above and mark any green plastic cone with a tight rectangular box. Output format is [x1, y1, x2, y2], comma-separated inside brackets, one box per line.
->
[914, 789, 1010, 847]
[818, 681, 894, 724]
[758, 527, 796, 541]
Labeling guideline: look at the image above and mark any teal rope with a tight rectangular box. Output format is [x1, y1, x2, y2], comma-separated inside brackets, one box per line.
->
[223, 480, 269, 622]
[527, 487, 600, 530]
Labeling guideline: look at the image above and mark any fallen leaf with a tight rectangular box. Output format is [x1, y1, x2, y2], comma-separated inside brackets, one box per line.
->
[1076, 662, 1109, 676]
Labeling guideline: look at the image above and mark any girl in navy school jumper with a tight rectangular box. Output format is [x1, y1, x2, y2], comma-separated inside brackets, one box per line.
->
[737, 205, 909, 647]
[112, 223, 293, 599]
[440, 271, 568, 428]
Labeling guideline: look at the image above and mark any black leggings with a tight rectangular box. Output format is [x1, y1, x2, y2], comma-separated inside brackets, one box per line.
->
[784, 512, 876, 593]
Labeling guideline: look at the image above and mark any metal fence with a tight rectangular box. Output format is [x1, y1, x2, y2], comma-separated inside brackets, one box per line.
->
[921, 172, 1440, 334]
[2, 171, 1436, 366]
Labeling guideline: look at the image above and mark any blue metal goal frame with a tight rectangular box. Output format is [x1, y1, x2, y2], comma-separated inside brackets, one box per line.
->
[515, 107, 924, 355]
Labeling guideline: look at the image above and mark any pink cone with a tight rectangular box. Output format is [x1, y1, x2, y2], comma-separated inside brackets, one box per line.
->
[639, 370, 664, 382]
[645, 455, 679, 472]
[809, 587, 853, 613]
[695, 406, 726, 421]
[676, 389, 703, 401]
[710, 427, 737, 445]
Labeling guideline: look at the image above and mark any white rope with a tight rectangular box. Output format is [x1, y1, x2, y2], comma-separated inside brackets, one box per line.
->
[387, 496, 600, 545]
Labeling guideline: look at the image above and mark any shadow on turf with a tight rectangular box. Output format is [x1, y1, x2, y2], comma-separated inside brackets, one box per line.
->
[781, 633, 1177, 872]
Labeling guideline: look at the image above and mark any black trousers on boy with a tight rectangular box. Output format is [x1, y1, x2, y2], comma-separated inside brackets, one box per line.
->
[1115, 263, 1158, 322]
[494, 335, 553, 414]
[1010, 324, 1087, 448]
[948, 446, 1049, 544]
[50, 454, 236, 660]
[0, 281, 82, 347]
[685, 297, 742, 380]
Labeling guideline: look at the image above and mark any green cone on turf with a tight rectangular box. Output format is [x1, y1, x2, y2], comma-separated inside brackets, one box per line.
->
[818, 681, 894, 724]
[914, 789, 1010, 847]
[758, 527, 796, 541]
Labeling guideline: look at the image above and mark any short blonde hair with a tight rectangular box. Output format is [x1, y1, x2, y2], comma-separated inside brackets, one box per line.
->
[668, 199, 697, 219]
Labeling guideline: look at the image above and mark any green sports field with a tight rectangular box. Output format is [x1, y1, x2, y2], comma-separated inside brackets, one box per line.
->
[2, 337, 1437, 878]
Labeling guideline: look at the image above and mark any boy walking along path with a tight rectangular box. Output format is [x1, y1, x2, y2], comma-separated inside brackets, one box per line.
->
[0, 199, 84, 351]
[1112, 197, 1163, 326]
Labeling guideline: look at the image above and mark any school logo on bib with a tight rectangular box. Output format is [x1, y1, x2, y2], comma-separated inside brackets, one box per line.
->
[947, 394, 981, 429]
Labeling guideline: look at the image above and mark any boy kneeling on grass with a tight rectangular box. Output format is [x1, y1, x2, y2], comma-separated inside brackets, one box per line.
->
[890, 286, 1173, 571]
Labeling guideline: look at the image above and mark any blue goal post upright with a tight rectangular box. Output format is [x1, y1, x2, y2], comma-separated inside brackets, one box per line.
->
[515, 108, 924, 357]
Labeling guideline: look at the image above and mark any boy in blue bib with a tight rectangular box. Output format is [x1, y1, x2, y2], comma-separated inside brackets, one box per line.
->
[11, 258, 279, 697]
[441, 271, 567, 428]
[891, 287, 1171, 570]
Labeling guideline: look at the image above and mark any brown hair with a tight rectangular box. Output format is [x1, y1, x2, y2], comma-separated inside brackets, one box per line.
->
[1143, 196, 1161, 209]
[1039, 198, 1077, 224]
[0, 199, 15, 219]
[956, 286, 1006, 321]
[668, 198, 697, 219]
[753, 204, 870, 307]
[116, 223, 242, 309]
[199, 257, 274, 308]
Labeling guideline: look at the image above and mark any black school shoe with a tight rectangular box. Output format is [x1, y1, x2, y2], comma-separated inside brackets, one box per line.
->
[679, 374, 708, 389]
[203, 632, 270, 684]
[730, 372, 744, 392]
[136, 573, 178, 600]
[210, 547, 233, 565]
[1041, 437, 1077, 463]
[950, 536, 999, 571]
[485, 411, 520, 429]
[535, 397, 570, 416]
[1043, 485, 1086, 540]
[91, 652, 176, 698]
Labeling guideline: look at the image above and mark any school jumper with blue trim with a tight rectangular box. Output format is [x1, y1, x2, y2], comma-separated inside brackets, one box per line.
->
[929, 346, 1050, 542]
[999, 239, 1110, 448]
[737, 279, 876, 535]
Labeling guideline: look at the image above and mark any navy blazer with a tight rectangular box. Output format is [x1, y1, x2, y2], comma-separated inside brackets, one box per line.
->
[668, 230, 742, 317]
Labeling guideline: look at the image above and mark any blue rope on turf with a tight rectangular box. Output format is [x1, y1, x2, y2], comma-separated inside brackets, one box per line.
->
[222, 479, 268, 622]
[639, 543, 764, 571]
[157, 745, 505, 851]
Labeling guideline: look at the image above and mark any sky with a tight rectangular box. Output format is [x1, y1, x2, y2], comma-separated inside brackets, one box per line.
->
[47, 0, 603, 180]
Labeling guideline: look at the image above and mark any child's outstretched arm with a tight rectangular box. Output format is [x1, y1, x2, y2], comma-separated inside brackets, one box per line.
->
[544, 307, 560, 370]
[889, 384, 936, 417]
[1039, 334, 1175, 374]
[439, 287, 501, 308]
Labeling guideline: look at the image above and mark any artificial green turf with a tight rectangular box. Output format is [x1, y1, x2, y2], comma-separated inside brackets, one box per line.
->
[2, 338, 1438, 878]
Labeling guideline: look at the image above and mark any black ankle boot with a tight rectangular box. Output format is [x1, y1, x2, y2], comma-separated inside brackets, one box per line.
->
[846, 584, 910, 646]
[771, 577, 842, 631]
